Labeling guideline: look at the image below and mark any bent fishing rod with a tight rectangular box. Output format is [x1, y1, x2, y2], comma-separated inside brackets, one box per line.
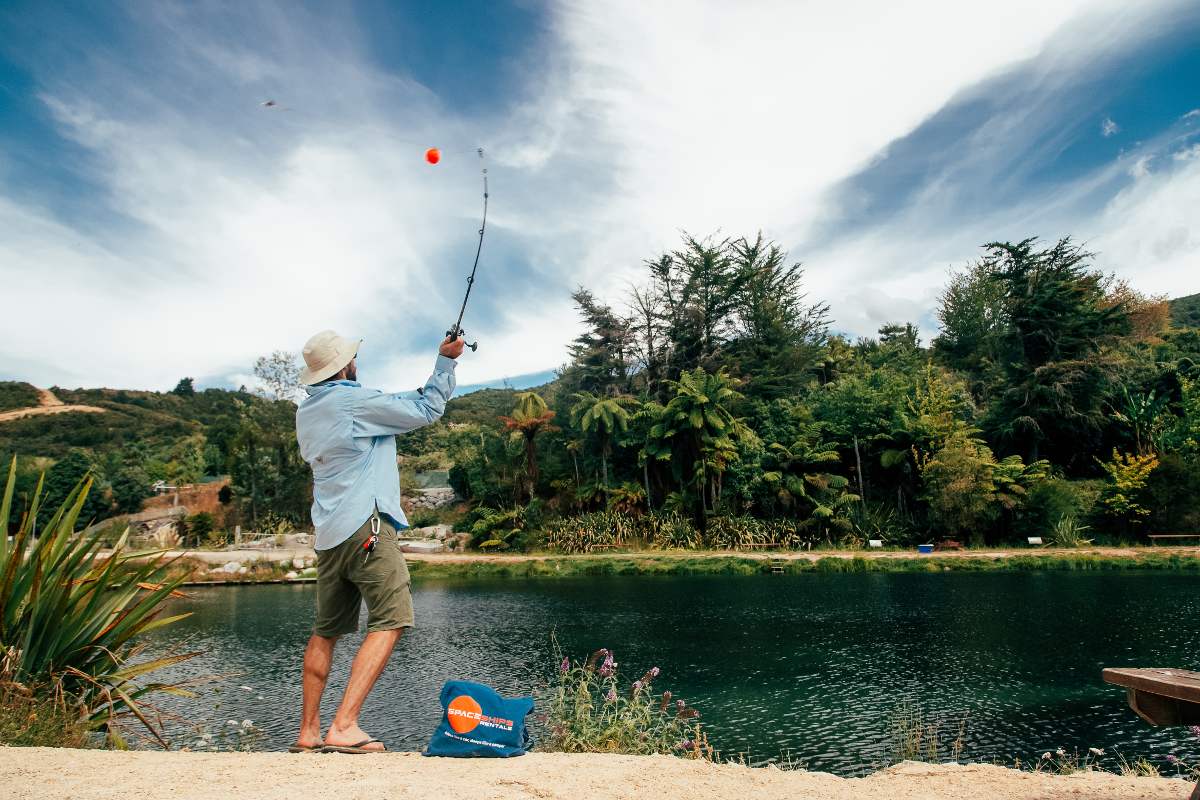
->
[446, 148, 488, 352]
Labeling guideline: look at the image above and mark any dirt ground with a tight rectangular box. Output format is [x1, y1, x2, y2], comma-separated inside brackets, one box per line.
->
[1, 748, 1188, 800]
[0, 387, 105, 423]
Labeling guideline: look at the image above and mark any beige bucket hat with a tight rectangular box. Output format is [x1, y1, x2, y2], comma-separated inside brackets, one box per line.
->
[300, 329, 361, 385]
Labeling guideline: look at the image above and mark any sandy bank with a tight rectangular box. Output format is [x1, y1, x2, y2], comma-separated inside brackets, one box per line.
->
[0, 748, 1187, 800]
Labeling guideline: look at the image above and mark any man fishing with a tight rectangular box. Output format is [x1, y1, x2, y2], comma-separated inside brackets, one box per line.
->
[291, 329, 464, 753]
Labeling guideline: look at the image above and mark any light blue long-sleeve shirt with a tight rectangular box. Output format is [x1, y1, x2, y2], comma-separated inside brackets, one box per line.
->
[296, 355, 457, 550]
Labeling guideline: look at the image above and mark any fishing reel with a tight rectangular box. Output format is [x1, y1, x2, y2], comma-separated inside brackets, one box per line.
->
[446, 325, 479, 352]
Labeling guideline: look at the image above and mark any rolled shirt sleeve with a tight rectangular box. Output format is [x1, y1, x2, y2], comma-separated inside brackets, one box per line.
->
[352, 355, 457, 437]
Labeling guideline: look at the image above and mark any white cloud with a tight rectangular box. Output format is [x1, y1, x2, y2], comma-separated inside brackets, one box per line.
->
[1129, 155, 1153, 177]
[1092, 156, 1200, 293]
[1173, 143, 1200, 161]
[1101, 116, 1120, 136]
[0, 0, 1189, 391]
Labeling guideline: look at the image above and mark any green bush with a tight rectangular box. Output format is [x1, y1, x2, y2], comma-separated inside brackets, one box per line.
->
[464, 506, 528, 550]
[849, 502, 919, 546]
[184, 512, 215, 546]
[541, 512, 822, 552]
[0, 381, 40, 412]
[544, 511, 648, 552]
[1144, 454, 1200, 534]
[542, 646, 710, 758]
[1017, 478, 1102, 539]
[0, 457, 197, 747]
[409, 510, 440, 528]
[1048, 515, 1093, 547]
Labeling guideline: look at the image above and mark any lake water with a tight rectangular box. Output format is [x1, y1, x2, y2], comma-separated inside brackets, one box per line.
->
[149, 572, 1200, 773]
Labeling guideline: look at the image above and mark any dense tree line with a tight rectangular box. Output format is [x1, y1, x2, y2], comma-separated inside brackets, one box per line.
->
[5, 235, 1197, 551]
[441, 233, 1200, 548]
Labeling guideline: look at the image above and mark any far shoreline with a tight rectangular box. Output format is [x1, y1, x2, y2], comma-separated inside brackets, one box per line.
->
[163, 545, 1200, 586]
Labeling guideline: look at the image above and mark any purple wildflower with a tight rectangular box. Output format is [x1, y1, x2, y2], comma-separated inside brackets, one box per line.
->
[679, 740, 693, 751]
[605, 688, 618, 703]
[1168, 754, 1181, 765]
[650, 667, 660, 678]
[559, 657, 570, 674]
[599, 651, 616, 677]
[1190, 725, 1200, 739]
[585, 648, 609, 672]
[676, 699, 685, 710]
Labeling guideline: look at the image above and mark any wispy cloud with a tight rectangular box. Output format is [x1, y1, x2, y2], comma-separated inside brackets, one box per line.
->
[1101, 116, 1120, 136]
[0, 0, 1194, 391]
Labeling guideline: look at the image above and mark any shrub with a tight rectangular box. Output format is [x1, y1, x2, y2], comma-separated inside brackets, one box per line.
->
[1017, 478, 1102, 539]
[850, 502, 919, 547]
[1143, 453, 1200, 534]
[465, 506, 527, 550]
[0, 665, 91, 747]
[1048, 515, 1093, 548]
[409, 510, 440, 528]
[0, 457, 198, 747]
[185, 512, 215, 546]
[1097, 449, 1158, 533]
[542, 646, 710, 758]
[544, 511, 644, 553]
[541, 512, 823, 553]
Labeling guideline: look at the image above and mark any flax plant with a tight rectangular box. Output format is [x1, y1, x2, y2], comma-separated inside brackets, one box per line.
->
[0, 457, 198, 747]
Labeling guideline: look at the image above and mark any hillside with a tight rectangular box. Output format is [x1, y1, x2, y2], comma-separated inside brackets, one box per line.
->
[0, 381, 40, 412]
[1171, 292, 1200, 329]
[0, 384, 235, 460]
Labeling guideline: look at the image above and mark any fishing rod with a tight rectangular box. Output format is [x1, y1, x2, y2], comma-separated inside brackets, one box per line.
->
[446, 148, 488, 352]
[259, 102, 490, 351]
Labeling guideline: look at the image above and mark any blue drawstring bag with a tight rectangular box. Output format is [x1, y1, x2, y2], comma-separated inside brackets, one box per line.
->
[424, 680, 534, 758]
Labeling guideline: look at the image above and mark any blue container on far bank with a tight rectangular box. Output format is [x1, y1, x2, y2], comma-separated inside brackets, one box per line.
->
[917, 544, 934, 554]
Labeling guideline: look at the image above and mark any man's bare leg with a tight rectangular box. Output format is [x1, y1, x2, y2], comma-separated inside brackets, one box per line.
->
[296, 634, 338, 748]
[325, 629, 403, 750]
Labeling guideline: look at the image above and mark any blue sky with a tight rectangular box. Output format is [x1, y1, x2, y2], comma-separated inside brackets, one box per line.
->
[1, 0, 1197, 392]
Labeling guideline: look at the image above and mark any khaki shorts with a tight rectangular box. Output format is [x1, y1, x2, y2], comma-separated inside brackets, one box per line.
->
[314, 514, 413, 637]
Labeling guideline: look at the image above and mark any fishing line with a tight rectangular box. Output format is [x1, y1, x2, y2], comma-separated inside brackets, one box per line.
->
[260, 99, 491, 351]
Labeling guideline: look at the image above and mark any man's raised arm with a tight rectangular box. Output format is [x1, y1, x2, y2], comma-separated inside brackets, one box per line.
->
[353, 337, 464, 437]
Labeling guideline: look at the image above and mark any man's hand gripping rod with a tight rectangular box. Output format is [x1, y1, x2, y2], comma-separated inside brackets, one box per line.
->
[446, 149, 488, 352]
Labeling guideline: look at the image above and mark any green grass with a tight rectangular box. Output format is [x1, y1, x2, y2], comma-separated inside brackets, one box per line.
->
[0, 680, 92, 747]
[404, 550, 1200, 581]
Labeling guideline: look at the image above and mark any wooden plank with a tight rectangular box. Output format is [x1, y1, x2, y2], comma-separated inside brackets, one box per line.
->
[1102, 667, 1200, 705]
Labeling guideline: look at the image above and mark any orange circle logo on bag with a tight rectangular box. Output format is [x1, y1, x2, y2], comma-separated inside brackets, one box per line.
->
[447, 694, 514, 734]
[448, 695, 483, 733]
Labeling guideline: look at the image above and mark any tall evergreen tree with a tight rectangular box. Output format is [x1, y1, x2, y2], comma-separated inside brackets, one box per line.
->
[979, 238, 1132, 468]
[726, 233, 829, 398]
[561, 289, 633, 397]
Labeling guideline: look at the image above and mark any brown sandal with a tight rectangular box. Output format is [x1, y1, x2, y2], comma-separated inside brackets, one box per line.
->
[322, 739, 387, 754]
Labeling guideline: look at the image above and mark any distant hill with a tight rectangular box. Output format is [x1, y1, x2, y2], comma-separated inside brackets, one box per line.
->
[0, 383, 239, 460]
[0, 378, 549, 464]
[1171, 293, 1200, 329]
